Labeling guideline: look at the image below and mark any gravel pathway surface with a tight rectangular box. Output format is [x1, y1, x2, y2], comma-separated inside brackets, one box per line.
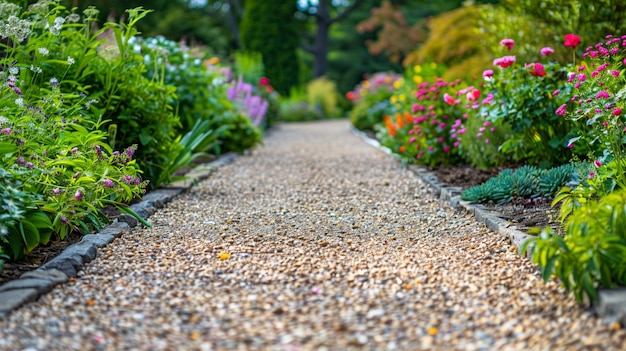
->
[0, 120, 624, 351]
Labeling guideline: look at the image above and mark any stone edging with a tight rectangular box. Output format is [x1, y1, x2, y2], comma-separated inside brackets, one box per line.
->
[0, 152, 239, 316]
[350, 126, 626, 325]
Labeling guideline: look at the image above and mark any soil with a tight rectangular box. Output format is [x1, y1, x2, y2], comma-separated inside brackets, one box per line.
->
[429, 165, 562, 234]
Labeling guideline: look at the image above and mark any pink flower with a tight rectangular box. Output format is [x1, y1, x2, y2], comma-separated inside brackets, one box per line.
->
[74, 189, 83, 201]
[485, 139, 490, 144]
[466, 89, 480, 101]
[2, 128, 10, 135]
[540, 47, 555, 55]
[555, 104, 567, 116]
[567, 143, 574, 149]
[52, 188, 61, 195]
[553, 89, 560, 96]
[500, 38, 515, 51]
[482, 69, 494, 79]
[443, 93, 457, 105]
[443, 145, 450, 152]
[613, 107, 623, 116]
[594, 160, 602, 168]
[611, 70, 620, 77]
[564, 33, 581, 47]
[493, 56, 516, 68]
[529, 63, 546, 77]
[589, 171, 595, 179]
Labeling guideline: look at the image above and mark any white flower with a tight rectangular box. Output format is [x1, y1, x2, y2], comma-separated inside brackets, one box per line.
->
[15, 98, 24, 107]
[30, 65, 42, 74]
[9, 66, 18, 75]
[67, 56, 75, 65]
[0, 116, 9, 125]
[38, 47, 49, 56]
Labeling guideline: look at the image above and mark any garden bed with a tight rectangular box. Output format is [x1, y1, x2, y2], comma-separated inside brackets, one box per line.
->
[430, 165, 562, 233]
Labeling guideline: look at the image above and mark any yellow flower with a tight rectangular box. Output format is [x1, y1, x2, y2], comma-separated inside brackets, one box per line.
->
[390, 96, 397, 104]
[399, 94, 406, 102]
[360, 88, 368, 97]
[413, 75, 423, 84]
[413, 65, 422, 73]
[362, 80, 370, 88]
[219, 252, 231, 261]
[393, 79, 403, 89]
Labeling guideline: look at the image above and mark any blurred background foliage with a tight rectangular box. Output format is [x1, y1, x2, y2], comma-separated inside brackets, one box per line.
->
[9, 0, 625, 100]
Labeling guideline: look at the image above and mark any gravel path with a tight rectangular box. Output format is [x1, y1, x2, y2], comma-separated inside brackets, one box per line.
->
[0, 120, 624, 350]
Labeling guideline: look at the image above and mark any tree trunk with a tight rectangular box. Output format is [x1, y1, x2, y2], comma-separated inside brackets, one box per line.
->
[313, 20, 329, 77]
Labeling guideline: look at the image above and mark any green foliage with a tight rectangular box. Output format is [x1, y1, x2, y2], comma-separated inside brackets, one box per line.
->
[233, 51, 265, 86]
[279, 86, 321, 122]
[240, 0, 300, 95]
[522, 188, 626, 303]
[461, 164, 580, 204]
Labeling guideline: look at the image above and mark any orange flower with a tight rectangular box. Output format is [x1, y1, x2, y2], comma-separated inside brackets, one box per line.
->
[399, 146, 406, 153]
[403, 111, 412, 124]
[383, 115, 397, 137]
[395, 112, 404, 128]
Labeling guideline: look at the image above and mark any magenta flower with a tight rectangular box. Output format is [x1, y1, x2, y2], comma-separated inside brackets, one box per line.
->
[613, 107, 623, 116]
[553, 89, 560, 96]
[596, 91, 610, 99]
[500, 38, 515, 51]
[1, 128, 10, 135]
[540, 47, 555, 55]
[482, 69, 494, 80]
[556, 104, 567, 116]
[611, 70, 620, 77]
[564, 33, 581, 47]
[594, 160, 602, 168]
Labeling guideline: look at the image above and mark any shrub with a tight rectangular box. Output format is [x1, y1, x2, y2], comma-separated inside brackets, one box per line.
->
[306, 77, 341, 119]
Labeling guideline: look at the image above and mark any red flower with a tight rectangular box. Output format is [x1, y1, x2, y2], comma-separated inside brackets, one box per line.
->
[346, 92, 355, 101]
[443, 93, 457, 105]
[564, 34, 581, 47]
[259, 77, 270, 86]
[466, 89, 480, 101]
[529, 63, 546, 77]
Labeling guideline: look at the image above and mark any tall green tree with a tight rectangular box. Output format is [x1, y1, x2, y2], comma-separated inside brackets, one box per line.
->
[240, 0, 300, 95]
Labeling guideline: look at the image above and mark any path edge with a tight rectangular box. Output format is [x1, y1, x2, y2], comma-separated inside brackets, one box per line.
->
[350, 126, 626, 325]
[0, 152, 239, 317]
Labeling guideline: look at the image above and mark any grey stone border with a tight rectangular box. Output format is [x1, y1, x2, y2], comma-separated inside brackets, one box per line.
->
[351, 126, 626, 325]
[0, 152, 239, 316]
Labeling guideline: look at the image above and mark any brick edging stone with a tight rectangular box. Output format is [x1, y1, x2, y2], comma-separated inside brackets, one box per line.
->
[0, 152, 239, 316]
[351, 126, 626, 325]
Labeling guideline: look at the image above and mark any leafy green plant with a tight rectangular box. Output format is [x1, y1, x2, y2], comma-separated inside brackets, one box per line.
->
[522, 188, 626, 303]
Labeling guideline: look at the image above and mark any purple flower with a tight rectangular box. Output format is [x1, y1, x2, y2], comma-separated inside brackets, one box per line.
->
[74, 189, 83, 201]
[71, 147, 78, 153]
[123, 175, 133, 184]
[26, 162, 34, 168]
[16, 156, 25, 165]
[52, 188, 61, 195]
[103, 178, 115, 188]
[2, 128, 10, 135]
[60, 215, 68, 224]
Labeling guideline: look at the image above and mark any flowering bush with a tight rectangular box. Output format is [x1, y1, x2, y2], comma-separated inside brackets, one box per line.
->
[0, 1, 147, 263]
[477, 39, 582, 166]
